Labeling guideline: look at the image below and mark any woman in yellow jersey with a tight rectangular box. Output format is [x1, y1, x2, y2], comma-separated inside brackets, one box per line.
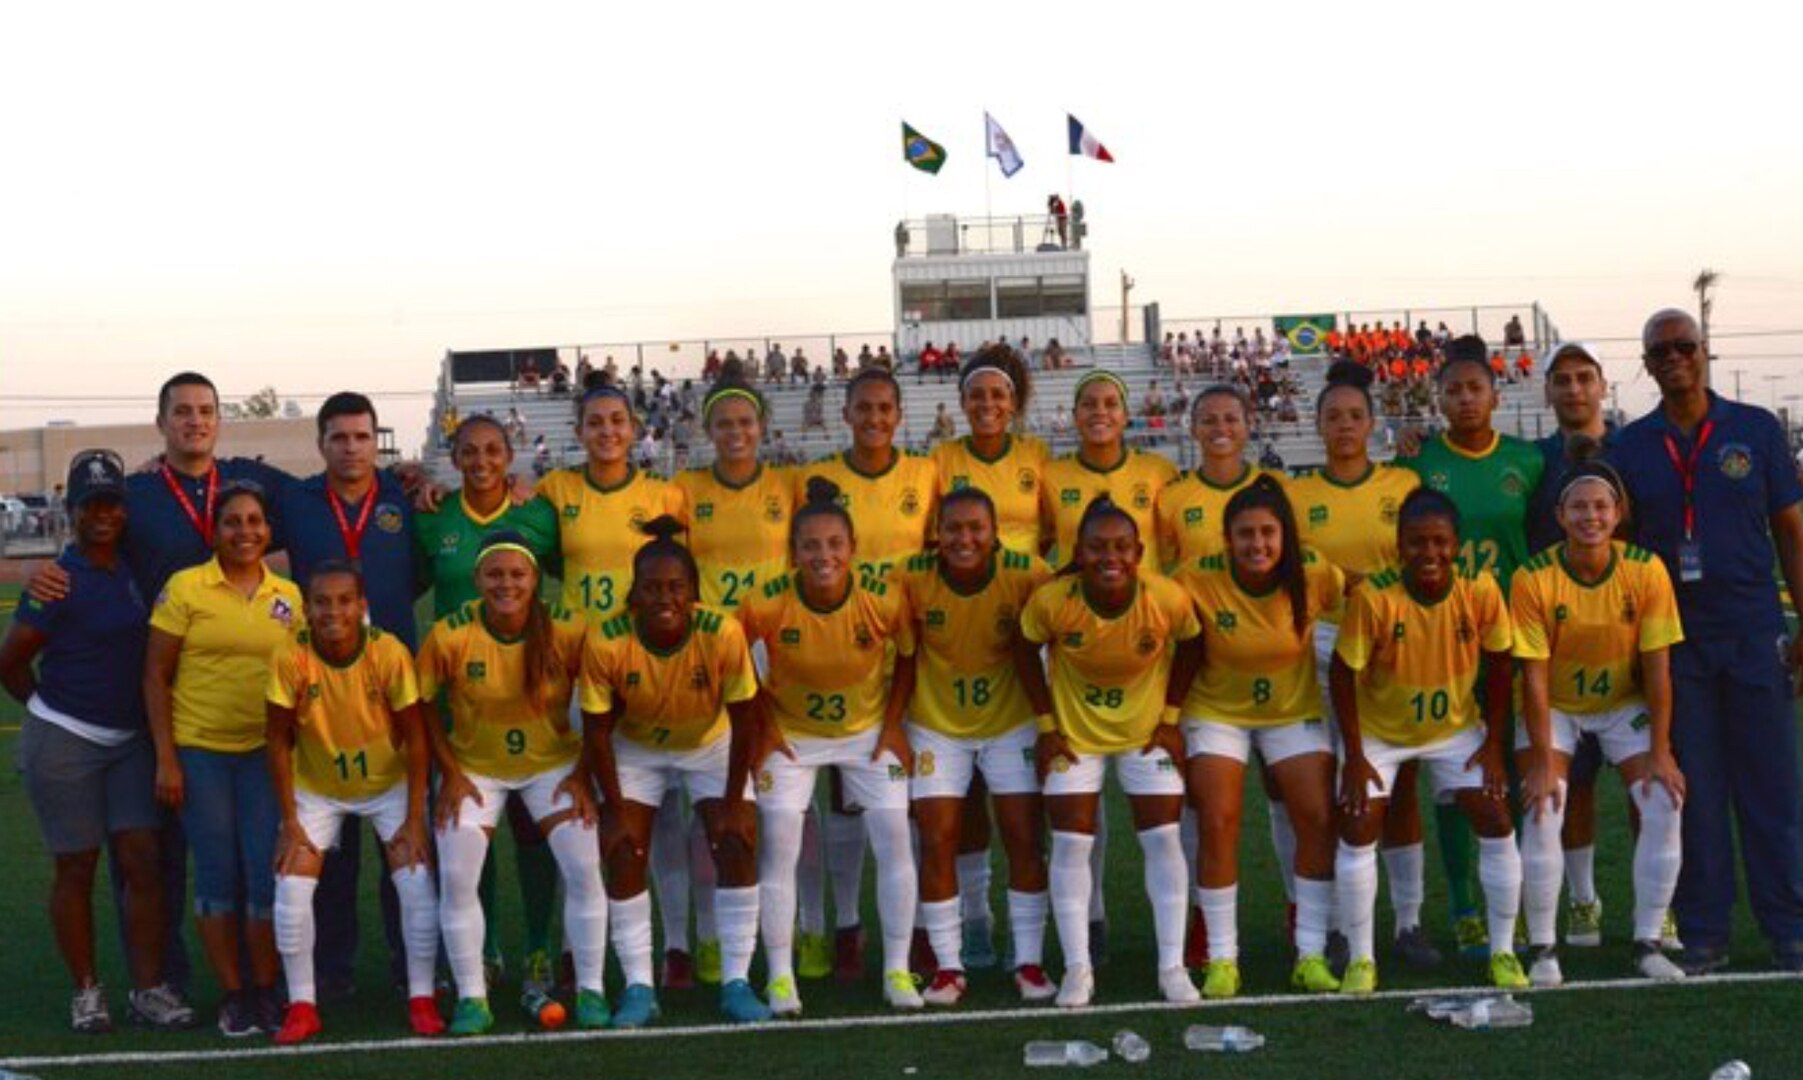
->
[265, 562, 441, 1044]
[1042, 371, 1178, 568]
[1175, 477, 1345, 999]
[737, 478, 921, 1016]
[535, 384, 688, 622]
[417, 533, 607, 1036]
[1330, 488, 1525, 995]
[1156, 384, 1277, 568]
[579, 518, 770, 1026]
[899, 488, 1054, 1007]
[1511, 462, 1686, 986]
[145, 482, 299, 1038]
[1288, 362, 1436, 971]
[1014, 496, 1202, 1008]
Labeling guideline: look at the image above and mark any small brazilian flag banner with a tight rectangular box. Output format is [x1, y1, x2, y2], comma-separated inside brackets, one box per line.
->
[902, 121, 946, 175]
[1274, 314, 1337, 356]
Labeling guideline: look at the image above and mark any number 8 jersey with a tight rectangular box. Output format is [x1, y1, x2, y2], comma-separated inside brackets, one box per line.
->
[736, 572, 913, 740]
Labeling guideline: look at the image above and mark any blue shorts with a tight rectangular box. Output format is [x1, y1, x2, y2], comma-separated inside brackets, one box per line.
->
[177, 746, 279, 919]
[17, 716, 158, 855]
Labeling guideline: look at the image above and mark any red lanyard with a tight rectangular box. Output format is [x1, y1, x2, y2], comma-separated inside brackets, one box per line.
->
[1661, 419, 1714, 540]
[160, 464, 219, 547]
[327, 485, 377, 560]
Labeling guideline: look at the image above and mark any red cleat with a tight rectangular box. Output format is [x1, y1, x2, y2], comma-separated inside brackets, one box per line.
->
[273, 1001, 321, 1046]
[1185, 905, 1210, 969]
[408, 995, 445, 1037]
[835, 925, 866, 983]
[662, 948, 696, 991]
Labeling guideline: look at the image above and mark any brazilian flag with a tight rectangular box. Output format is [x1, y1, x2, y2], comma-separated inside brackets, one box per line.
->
[902, 121, 946, 175]
[1275, 314, 1336, 356]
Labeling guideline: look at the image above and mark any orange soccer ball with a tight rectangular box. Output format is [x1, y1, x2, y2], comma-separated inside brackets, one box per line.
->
[539, 1001, 567, 1030]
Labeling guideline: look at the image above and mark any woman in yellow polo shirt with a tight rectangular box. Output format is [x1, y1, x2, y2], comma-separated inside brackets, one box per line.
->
[145, 482, 302, 1039]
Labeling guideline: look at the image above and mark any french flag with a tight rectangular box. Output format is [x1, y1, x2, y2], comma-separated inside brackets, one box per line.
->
[1067, 114, 1114, 162]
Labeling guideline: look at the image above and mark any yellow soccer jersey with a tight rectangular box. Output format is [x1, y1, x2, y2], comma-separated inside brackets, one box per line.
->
[1176, 550, 1345, 728]
[736, 573, 913, 740]
[416, 602, 587, 779]
[535, 467, 689, 621]
[579, 605, 759, 752]
[899, 548, 1052, 740]
[1334, 566, 1513, 748]
[1289, 464, 1421, 579]
[1020, 573, 1202, 755]
[794, 451, 938, 580]
[673, 464, 792, 609]
[1155, 464, 1282, 568]
[1509, 543, 1684, 715]
[267, 627, 419, 800]
[931, 434, 1050, 554]
[1042, 449, 1180, 569]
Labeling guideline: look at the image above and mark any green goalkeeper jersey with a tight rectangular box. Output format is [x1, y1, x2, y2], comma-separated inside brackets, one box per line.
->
[412, 489, 561, 619]
[1402, 431, 1545, 594]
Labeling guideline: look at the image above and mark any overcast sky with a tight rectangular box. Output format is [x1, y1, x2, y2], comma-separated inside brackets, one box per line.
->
[4, 0, 1801, 452]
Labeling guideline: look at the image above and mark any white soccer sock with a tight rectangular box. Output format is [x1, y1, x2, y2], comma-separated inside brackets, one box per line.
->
[714, 885, 759, 984]
[609, 891, 655, 988]
[1294, 876, 1333, 958]
[690, 815, 719, 943]
[1521, 784, 1567, 947]
[437, 824, 492, 999]
[1336, 841, 1379, 963]
[758, 809, 805, 980]
[1087, 807, 1108, 923]
[1007, 889, 1048, 968]
[1631, 783, 1683, 942]
[1138, 824, 1188, 971]
[1564, 844, 1598, 906]
[1477, 834, 1523, 958]
[826, 805, 868, 930]
[1197, 884, 1239, 962]
[921, 898, 962, 972]
[797, 805, 826, 936]
[391, 864, 440, 999]
[649, 794, 691, 953]
[547, 822, 608, 994]
[1050, 831, 1096, 969]
[864, 808, 918, 973]
[956, 851, 993, 926]
[1382, 842, 1426, 930]
[1267, 800, 1299, 903]
[274, 874, 319, 1005]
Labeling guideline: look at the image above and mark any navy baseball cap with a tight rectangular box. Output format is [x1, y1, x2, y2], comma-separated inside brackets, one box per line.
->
[66, 449, 126, 508]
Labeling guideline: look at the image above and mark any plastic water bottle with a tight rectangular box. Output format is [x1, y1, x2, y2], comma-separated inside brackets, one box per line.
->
[520, 985, 567, 1030]
[1709, 1062, 1752, 1080]
[1183, 1024, 1265, 1052]
[1023, 1040, 1109, 1067]
[1111, 1030, 1151, 1063]
[1448, 995, 1533, 1029]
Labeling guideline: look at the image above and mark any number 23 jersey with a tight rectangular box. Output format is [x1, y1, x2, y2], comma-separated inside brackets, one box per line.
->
[736, 573, 913, 740]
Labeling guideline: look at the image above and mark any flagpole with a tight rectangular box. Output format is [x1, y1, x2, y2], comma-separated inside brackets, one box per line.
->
[983, 111, 993, 248]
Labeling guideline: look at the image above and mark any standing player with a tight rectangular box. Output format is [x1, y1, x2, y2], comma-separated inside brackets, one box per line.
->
[1156, 385, 1276, 567]
[1014, 497, 1201, 1008]
[265, 562, 443, 1043]
[1331, 489, 1526, 994]
[1510, 463, 1686, 986]
[1043, 372, 1178, 568]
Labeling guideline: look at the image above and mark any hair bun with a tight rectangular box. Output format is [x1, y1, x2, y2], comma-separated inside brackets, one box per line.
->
[639, 514, 686, 542]
[804, 476, 842, 507]
[1325, 359, 1375, 391]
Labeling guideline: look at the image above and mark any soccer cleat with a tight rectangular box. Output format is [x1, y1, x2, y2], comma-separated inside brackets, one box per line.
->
[1089, 920, 1110, 967]
[766, 974, 803, 1018]
[796, 932, 832, 980]
[718, 979, 771, 1024]
[521, 949, 554, 998]
[1014, 964, 1057, 1003]
[1634, 941, 1686, 981]
[1660, 910, 1683, 953]
[909, 927, 938, 980]
[921, 969, 966, 1007]
[883, 969, 924, 1010]
[1184, 905, 1209, 969]
[1326, 929, 1351, 975]
[1489, 951, 1531, 990]
[1394, 925, 1443, 970]
[661, 948, 696, 991]
[1528, 946, 1564, 988]
[127, 983, 197, 1030]
[1455, 912, 1490, 959]
[834, 925, 867, 983]
[696, 939, 723, 986]
[1290, 954, 1340, 994]
[1200, 958, 1239, 1000]
[1160, 964, 1201, 1003]
[1565, 899, 1603, 948]
[1055, 963, 1094, 1009]
[611, 983, 660, 1029]
[575, 988, 611, 1029]
[71, 984, 113, 1034]
[253, 986, 283, 1036]
[273, 1002, 322, 1046]
[408, 995, 445, 1037]
[1339, 958, 1378, 995]
[217, 990, 261, 1038]
[448, 997, 494, 1036]
[963, 916, 999, 970]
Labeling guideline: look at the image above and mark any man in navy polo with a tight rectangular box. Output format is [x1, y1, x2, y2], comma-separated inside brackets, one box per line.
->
[1611, 308, 1803, 973]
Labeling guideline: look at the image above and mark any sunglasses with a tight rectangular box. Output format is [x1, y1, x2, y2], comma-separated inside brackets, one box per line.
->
[1644, 340, 1701, 362]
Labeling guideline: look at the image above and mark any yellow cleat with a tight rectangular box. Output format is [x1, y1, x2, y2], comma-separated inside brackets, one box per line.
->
[1340, 958, 1378, 995]
[1489, 951, 1530, 990]
[1290, 954, 1340, 994]
[1201, 958, 1240, 999]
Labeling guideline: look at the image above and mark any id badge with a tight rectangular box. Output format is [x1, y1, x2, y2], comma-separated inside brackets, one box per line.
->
[1677, 540, 1704, 583]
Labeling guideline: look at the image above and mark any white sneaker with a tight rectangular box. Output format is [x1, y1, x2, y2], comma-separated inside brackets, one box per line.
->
[1528, 947, 1564, 988]
[1635, 942, 1686, 981]
[765, 974, 803, 1018]
[1157, 965, 1201, 1004]
[1055, 963, 1094, 1009]
[883, 970, 924, 1010]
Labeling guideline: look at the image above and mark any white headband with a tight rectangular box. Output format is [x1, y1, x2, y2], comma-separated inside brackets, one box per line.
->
[960, 364, 1015, 393]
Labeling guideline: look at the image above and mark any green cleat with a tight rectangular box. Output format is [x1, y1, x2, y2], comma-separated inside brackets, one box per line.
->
[448, 997, 494, 1037]
[575, 988, 610, 1029]
[1489, 951, 1531, 990]
[1455, 911, 1490, 959]
[1201, 958, 1240, 999]
[1340, 958, 1378, 995]
[1565, 899, 1603, 947]
[696, 939, 723, 986]
[1291, 954, 1340, 994]
[796, 932, 832, 980]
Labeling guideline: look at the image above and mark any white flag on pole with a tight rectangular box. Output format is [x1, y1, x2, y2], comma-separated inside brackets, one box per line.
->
[984, 112, 1024, 178]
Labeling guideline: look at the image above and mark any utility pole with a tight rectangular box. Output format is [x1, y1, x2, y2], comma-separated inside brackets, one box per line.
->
[1728, 368, 1745, 401]
[1693, 268, 1719, 347]
[1119, 270, 1135, 344]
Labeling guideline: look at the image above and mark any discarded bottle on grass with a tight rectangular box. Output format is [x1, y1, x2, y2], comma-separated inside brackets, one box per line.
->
[1447, 995, 1533, 1030]
[1023, 1040, 1108, 1067]
[1183, 1024, 1265, 1052]
[1709, 1062, 1751, 1080]
[1111, 1030, 1151, 1063]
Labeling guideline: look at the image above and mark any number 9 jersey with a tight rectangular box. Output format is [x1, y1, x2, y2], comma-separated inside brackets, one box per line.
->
[735, 572, 913, 740]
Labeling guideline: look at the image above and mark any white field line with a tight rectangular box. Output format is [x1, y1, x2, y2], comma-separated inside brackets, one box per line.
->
[4, 970, 1798, 1072]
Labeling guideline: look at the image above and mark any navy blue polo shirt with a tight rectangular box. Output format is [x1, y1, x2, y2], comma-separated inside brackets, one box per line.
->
[1528, 425, 1619, 554]
[1613, 392, 1802, 638]
[276, 471, 420, 649]
[14, 546, 151, 731]
[123, 457, 292, 601]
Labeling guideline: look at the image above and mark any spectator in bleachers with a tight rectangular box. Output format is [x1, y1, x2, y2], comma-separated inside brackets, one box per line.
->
[1018, 337, 1035, 371]
[832, 347, 851, 379]
[1272, 334, 1292, 370]
[720, 352, 748, 384]
[1504, 314, 1526, 349]
[878, 345, 896, 370]
[550, 359, 571, 396]
[1043, 337, 1069, 370]
[929, 403, 956, 443]
[637, 426, 660, 472]
[532, 434, 550, 478]
[857, 344, 876, 371]
[601, 355, 619, 384]
[766, 429, 796, 466]
[940, 343, 958, 376]
[802, 384, 828, 436]
[811, 364, 828, 391]
[505, 407, 526, 448]
[1490, 351, 1509, 383]
[917, 342, 944, 384]
[517, 356, 541, 392]
[1160, 332, 1177, 371]
[1514, 350, 1533, 383]
[1142, 380, 1168, 422]
[1416, 320, 1433, 348]
[791, 347, 811, 386]
[576, 355, 593, 390]
[1051, 403, 1071, 437]
[702, 350, 722, 384]
[764, 344, 788, 385]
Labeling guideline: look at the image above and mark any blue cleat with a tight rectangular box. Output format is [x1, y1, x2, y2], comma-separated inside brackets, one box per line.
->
[610, 983, 660, 1029]
[718, 979, 772, 1024]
